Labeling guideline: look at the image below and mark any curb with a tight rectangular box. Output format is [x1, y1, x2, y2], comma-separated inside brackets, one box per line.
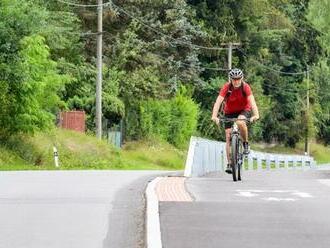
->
[145, 177, 162, 248]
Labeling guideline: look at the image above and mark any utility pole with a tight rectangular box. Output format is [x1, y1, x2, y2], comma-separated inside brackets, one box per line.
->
[221, 42, 241, 70]
[96, 0, 103, 139]
[305, 67, 310, 155]
[228, 42, 233, 70]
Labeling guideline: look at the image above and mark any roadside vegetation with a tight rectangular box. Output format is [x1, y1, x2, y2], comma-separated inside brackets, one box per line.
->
[0, 129, 186, 171]
[1, 1, 330, 170]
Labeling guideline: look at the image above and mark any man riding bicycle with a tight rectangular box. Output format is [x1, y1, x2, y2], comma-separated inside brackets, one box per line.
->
[211, 68, 260, 174]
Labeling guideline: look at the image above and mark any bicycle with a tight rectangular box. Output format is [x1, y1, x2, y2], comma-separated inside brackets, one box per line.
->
[219, 116, 250, 182]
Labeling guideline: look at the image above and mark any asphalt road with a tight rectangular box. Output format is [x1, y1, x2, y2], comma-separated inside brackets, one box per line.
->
[160, 170, 330, 248]
[0, 170, 169, 248]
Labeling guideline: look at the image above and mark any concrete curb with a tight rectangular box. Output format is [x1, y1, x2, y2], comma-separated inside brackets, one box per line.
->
[145, 177, 162, 248]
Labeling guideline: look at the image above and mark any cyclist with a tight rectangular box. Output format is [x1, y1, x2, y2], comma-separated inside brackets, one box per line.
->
[211, 68, 259, 174]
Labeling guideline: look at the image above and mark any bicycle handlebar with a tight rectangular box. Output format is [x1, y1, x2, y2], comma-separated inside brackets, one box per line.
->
[218, 116, 251, 123]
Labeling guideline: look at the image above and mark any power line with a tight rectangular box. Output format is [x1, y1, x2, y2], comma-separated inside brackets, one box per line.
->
[79, 32, 312, 79]
[254, 62, 308, 75]
[198, 65, 229, 71]
[58, 1, 226, 50]
[152, 53, 229, 72]
[80, 31, 102, 36]
[58, 1, 314, 78]
[110, 2, 226, 51]
[56, 0, 112, 8]
[237, 47, 309, 75]
[78, 29, 229, 71]
[260, 83, 315, 93]
[81, 28, 230, 72]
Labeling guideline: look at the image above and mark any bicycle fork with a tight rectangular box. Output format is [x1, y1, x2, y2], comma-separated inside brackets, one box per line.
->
[231, 123, 243, 168]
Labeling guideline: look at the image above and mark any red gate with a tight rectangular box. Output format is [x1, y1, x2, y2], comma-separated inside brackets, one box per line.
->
[58, 111, 85, 133]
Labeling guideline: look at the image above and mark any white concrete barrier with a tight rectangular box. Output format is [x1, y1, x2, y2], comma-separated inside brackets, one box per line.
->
[184, 137, 316, 177]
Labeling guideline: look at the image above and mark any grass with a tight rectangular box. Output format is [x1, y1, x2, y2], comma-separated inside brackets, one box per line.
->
[297, 142, 330, 164]
[120, 139, 186, 170]
[252, 141, 330, 164]
[0, 128, 186, 171]
[0, 146, 31, 169]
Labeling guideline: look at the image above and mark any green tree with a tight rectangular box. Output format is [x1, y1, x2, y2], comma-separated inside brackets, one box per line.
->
[0, 35, 68, 136]
[307, 0, 330, 54]
[0, 1, 70, 136]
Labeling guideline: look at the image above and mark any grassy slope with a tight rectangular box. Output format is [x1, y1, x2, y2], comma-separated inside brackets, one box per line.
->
[0, 129, 186, 170]
[120, 139, 186, 170]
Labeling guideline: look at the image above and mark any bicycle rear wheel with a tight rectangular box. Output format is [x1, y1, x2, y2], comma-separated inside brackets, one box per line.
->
[231, 134, 239, 182]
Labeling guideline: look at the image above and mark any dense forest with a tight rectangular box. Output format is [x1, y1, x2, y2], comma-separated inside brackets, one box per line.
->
[1, 0, 330, 148]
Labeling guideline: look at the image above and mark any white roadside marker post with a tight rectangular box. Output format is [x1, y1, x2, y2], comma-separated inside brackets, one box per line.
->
[53, 146, 59, 168]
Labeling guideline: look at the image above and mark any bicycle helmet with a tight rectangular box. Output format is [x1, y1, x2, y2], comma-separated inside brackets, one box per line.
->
[229, 68, 243, 79]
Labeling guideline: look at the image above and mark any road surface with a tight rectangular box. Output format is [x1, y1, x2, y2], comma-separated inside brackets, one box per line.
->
[160, 170, 330, 248]
[0, 170, 169, 248]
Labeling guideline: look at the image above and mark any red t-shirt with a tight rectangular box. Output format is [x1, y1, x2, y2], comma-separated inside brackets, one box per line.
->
[219, 82, 252, 114]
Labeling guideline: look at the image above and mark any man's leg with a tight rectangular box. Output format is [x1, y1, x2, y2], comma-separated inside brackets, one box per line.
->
[236, 114, 250, 154]
[225, 128, 232, 173]
[236, 114, 248, 142]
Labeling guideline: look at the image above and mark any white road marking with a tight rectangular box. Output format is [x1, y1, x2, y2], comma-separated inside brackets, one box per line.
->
[236, 189, 313, 201]
[237, 190, 297, 193]
[237, 190, 265, 193]
[262, 197, 296, 202]
[291, 192, 313, 198]
[318, 179, 330, 187]
[236, 191, 259, 197]
[273, 190, 296, 193]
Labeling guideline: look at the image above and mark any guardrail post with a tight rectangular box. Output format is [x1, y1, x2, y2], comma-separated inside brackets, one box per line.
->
[275, 157, 280, 169]
[248, 154, 253, 170]
[284, 158, 289, 169]
[204, 142, 210, 174]
[293, 157, 297, 169]
[222, 144, 228, 170]
[215, 145, 222, 172]
[257, 156, 262, 170]
[266, 155, 271, 170]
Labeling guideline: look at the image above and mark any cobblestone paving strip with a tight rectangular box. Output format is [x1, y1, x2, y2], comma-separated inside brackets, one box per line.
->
[156, 177, 193, 202]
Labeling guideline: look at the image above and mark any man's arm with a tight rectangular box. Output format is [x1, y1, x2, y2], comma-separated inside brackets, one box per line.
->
[211, 95, 224, 125]
[248, 94, 259, 122]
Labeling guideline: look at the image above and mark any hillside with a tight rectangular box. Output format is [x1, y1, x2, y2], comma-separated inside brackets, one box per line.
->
[0, 129, 186, 171]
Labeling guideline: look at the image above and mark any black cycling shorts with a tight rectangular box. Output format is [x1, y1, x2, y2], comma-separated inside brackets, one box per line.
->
[224, 110, 251, 129]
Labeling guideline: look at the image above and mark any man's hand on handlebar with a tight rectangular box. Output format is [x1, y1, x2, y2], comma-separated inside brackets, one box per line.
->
[211, 116, 220, 126]
[249, 115, 259, 123]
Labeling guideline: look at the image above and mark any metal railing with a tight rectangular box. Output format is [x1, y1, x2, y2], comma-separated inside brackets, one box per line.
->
[184, 137, 317, 177]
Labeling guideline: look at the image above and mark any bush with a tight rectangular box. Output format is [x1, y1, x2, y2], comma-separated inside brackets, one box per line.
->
[168, 93, 199, 147]
[133, 89, 199, 147]
[140, 100, 172, 140]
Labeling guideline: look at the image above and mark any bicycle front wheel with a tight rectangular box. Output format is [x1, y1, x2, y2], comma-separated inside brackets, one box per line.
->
[238, 145, 242, 181]
[231, 134, 239, 182]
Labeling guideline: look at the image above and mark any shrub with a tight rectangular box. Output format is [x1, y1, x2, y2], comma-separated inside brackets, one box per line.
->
[137, 89, 199, 147]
